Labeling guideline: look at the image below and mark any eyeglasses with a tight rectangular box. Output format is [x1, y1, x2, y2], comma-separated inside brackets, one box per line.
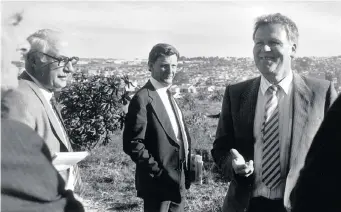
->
[35, 51, 79, 67]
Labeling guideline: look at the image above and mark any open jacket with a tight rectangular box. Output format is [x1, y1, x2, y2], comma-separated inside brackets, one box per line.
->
[211, 73, 337, 212]
[123, 80, 192, 203]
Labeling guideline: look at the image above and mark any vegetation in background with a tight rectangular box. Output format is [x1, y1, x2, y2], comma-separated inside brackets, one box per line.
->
[58, 72, 131, 150]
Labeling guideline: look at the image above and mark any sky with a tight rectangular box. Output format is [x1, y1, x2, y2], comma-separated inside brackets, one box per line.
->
[2, 1, 341, 59]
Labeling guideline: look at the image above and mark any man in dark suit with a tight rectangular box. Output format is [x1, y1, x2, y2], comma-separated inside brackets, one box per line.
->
[290, 94, 341, 212]
[1, 29, 81, 192]
[211, 13, 337, 212]
[123, 43, 192, 212]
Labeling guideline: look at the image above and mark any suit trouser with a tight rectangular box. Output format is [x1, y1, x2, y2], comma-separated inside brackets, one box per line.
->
[144, 196, 185, 212]
[143, 164, 186, 212]
[248, 197, 286, 212]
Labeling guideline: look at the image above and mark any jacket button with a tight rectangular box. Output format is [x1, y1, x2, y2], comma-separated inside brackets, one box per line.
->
[175, 168, 179, 171]
[175, 149, 179, 152]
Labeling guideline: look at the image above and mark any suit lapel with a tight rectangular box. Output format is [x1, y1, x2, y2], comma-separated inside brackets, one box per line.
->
[290, 73, 311, 164]
[239, 77, 261, 144]
[146, 81, 179, 145]
[22, 78, 69, 150]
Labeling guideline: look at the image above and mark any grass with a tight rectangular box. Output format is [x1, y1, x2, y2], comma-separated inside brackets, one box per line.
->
[79, 98, 229, 212]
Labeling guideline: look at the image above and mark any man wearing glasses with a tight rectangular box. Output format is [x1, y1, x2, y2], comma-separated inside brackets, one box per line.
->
[2, 29, 82, 194]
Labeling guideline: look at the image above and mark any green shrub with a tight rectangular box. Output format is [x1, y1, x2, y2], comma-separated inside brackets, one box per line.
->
[58, 72, 132, 150]
[177, 93, 196, 110]
[209, 89, 224, 102]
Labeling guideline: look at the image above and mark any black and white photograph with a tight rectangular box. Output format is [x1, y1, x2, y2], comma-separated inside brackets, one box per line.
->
[1, 1, 341, 212]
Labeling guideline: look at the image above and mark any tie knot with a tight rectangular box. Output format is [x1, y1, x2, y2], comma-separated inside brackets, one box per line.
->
[167, 89, 172, 96]
[50, 95, 57, 106]
[268, 85, 278, 94]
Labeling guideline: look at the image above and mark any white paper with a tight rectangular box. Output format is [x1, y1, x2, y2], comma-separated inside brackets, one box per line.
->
[52, 151, 89, 166]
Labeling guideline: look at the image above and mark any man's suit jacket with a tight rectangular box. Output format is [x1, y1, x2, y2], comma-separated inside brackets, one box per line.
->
[1, 119, 84, 212]
[1, 72, 72, 182]
[290, 94, 341, 212]
[211, 72, 337, 212]
[123, 80, 192, 203]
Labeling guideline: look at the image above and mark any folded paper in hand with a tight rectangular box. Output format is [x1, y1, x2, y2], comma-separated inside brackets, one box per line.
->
[52, 151, 89, 166]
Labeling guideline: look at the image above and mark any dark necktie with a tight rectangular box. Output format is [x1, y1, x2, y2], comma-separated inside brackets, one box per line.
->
[261, 85, 281, 189]
[166, 89, 189, 165]
[50, 96, 72, 151]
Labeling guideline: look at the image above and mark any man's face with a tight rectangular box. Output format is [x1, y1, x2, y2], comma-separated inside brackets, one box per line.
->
[149, 54, 178, 86]
[253, 24, 296, 82]
[1, 13, 29, 89]
[33, 41, 77, 92]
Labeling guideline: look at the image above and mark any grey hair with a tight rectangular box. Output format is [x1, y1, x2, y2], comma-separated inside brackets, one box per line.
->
[24, 29, 62, 73]
[253, 13, 299, 47]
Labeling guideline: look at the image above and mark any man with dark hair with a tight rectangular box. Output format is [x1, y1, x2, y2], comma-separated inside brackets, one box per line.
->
[123, 43, 192, 212]
[211, 13, 337, 212]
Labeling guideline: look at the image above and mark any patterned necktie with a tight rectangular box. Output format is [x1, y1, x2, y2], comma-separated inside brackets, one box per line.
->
[167, 89, 189, 165]
[261, 85, 281, 189]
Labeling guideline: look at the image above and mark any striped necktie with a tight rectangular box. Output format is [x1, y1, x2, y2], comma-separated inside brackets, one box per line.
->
[261, 85, 281, 189]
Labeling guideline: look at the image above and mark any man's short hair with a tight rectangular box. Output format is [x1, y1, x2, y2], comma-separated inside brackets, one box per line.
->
[24, 29, 62, 73]
[148, 43, 180, 69]
[253, 13, 299, 46]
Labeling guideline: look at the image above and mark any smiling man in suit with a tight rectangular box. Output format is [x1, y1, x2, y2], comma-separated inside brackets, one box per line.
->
[211, 13, 337, 212]
[123, 43, 192, 212]
[1, 29, 82, 193]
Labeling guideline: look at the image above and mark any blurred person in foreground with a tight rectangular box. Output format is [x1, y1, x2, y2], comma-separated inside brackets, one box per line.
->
[123, 43, 192, 212]
[1, 12, 84, 212]
[211, 13, 337, 212]
[1, 27, 83, 194]
[290, 93, 341, 212]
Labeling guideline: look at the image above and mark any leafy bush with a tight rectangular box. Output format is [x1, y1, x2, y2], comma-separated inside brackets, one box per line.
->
[209, 89, 225, 102]
[177, 93, 196, 110]
[58, 72, 132, 150]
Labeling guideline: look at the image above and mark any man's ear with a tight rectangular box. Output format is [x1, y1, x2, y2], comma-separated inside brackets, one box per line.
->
[148, 62, 153, 72]
[290, 43, 297, 58]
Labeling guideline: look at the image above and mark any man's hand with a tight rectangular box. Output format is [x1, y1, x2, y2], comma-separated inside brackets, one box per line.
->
[231, 149, 254, 177]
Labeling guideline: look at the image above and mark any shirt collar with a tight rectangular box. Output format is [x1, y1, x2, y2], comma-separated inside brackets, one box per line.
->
[149, 77, 171, 93]
[260, 70, 293, 95]
[25, 70, 54, 101]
